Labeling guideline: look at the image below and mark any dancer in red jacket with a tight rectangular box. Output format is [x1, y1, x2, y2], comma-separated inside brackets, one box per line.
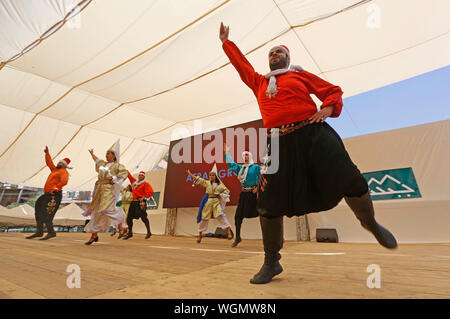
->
[220, 22, 397, 284]
[122, 171, 154, 240]
[26, 146, 70, 240]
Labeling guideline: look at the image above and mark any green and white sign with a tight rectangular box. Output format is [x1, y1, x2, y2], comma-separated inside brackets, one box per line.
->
[363, 168, 421, 200]
[146, 192, 160, 210]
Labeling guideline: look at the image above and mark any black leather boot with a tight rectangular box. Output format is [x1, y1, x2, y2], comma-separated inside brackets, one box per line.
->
[231, 237, 242, 247]
[142, 217, 151, 239]
[250, 216, 284, 284]
[117, 229, 127, 239]
[123, 221, 133, 240]
[123, 232, 133, 240]
[232, 222, 242, 247]
[40, 219, 56, 240]
[345, 192, 397, 249]
[26, 221, 44, 239]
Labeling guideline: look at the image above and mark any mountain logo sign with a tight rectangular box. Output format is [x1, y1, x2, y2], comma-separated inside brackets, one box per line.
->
[363, 168, 421, 200]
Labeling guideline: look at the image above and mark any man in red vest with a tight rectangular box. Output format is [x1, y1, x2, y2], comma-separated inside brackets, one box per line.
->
[122, 171, 154, 240]
[26, 146, 70, 240]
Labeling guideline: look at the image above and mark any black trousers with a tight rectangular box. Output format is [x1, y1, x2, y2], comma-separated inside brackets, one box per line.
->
[34, 191, 62, 233]
[234, 191, 258, 240]
[257, 122, 368, 218]
[126, 201, 151, 234]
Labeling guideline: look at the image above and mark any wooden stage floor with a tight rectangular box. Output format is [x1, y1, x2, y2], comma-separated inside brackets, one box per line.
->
[0, 232, 449, 299]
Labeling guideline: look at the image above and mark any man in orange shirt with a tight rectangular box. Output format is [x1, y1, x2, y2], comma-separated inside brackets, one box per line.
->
[122, 171, 154, 240]
[26, 146, 70, 240]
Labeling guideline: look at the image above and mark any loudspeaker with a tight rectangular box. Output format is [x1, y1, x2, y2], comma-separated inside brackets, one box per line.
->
[316, 228, 339, 243]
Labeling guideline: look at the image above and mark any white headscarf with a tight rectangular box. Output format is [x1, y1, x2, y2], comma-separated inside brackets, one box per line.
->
[237, 151, 254, 184]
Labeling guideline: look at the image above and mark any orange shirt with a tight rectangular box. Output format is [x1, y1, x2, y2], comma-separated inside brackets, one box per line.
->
[128, 172, 154, 199]
[44, 153, 69, 193]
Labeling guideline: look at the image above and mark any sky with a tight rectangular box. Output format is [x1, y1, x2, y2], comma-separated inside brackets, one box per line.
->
[328, 65, 450, 138]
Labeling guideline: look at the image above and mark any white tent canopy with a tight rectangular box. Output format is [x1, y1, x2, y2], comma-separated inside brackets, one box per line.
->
[1, 0, 449, 190]
[0, 202, 87, 227]
[53, 203, 87, 226]
[0, 204, 36, 226]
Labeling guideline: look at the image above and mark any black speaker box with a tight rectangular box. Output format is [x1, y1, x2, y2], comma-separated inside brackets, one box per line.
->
[316, 228, 339, 243]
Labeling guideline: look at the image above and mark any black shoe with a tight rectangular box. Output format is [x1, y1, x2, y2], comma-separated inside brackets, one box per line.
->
[117, 231, 126, 239]
[110, 231, 116, 237]
[26, 233, 43, 239]
[231, 238, 242, 247]
[39, 233, 56, 240]
[145, 232, 152, 239]
[363, 221, 398, 249]
[85, 236, 99, 245]
[123, 233, 133, 240]
[345, 192, 397, 249]
[250, 260, 283, 284]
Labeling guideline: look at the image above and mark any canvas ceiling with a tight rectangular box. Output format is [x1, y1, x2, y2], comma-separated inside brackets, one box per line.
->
[0, 0, 449, 190]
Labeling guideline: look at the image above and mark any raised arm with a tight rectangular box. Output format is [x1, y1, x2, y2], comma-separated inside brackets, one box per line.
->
[44, 146, 56, 172]
[88, 149, 99, 162]
[89, 149, 106, 173]
[127, 171, 136, 184]
[187, 169, 207, 188]
[223, 143, 242, 174]
[187, 169, 197, 180]
[220, 22, 264, 93]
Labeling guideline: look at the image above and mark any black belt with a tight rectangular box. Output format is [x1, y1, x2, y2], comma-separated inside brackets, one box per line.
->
[208, 195, 219, 198]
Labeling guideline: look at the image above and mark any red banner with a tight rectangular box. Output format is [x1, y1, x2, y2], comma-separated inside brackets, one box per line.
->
[163, 119, 265, 208]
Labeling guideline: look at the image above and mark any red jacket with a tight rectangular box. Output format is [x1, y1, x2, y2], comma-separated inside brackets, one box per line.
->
[127, 172, 154, 199]
[223, 40, 343, 128]
[44, 153, 69, 193]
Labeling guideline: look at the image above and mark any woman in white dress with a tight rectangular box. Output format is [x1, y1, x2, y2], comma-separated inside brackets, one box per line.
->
[83, 141, 127, 245]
